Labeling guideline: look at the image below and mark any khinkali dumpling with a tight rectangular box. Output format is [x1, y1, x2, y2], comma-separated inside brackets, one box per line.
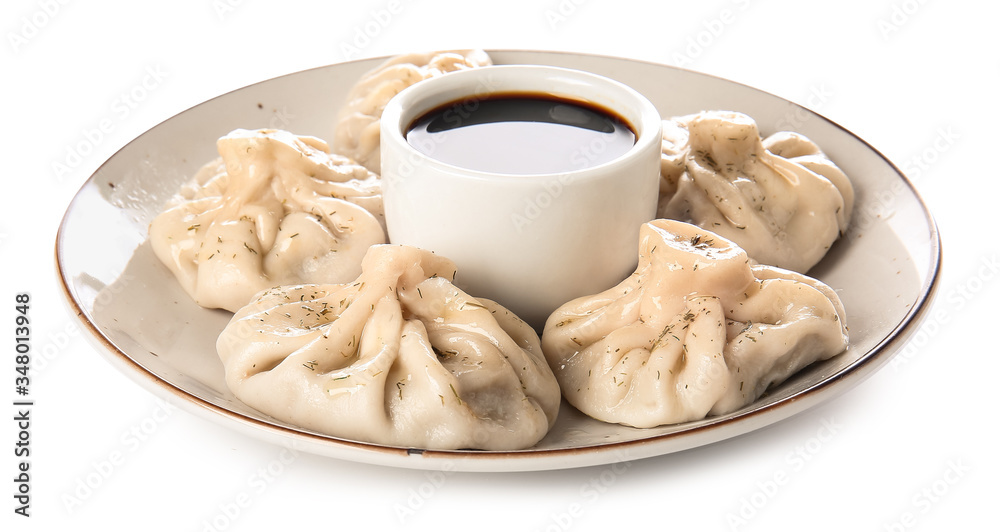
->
[541, 219, 848, 428]
[217, 244, 561, 450]
[657, 111, 853, 272]
[762, 130, 855, 225]
[658, 117, 690, 200]
[332, 49, 492, 173]
[149, 128, 385, 312]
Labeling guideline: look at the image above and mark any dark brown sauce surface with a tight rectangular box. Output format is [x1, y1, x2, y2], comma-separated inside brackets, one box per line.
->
[406, 93, 636, 175]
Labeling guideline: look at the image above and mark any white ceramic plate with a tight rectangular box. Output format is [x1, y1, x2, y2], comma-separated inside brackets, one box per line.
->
[56, 50, 940, 472]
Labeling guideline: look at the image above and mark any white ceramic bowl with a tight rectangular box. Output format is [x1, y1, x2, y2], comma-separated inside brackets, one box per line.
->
[379, 65, 662, 327]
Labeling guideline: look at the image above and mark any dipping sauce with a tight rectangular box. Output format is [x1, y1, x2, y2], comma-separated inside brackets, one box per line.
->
[406, 93, 636, 175]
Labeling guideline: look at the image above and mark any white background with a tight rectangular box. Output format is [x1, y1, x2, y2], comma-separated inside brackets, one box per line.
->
[2, 0, 997, 530]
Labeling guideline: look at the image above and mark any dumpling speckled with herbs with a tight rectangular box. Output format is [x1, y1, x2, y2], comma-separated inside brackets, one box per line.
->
[657, 110, 854, 273]
[216, 244, 561, 451]
[541, 219, 848, 429]
[148, 128, 385, 313]
[332, 49, 492, 174]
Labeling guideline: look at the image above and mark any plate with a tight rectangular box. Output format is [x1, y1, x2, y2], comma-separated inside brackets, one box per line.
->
[56, 50, 941, 472]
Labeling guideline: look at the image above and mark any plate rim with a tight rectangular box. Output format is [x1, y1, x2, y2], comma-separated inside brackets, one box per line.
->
[54, 49, 943, 471]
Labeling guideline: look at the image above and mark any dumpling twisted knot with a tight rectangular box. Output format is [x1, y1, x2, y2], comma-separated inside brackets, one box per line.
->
[217, 244, 561, 450]
[149, 128, 386, 312]
[542, 219, 848, 428]
[658, 110, 854, 273]
[333, 49, 492, 173]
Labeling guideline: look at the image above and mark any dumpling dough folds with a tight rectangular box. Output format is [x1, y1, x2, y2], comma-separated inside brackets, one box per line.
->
[657, 111, 853, 272]
[333, 49, 492, 173]
[541, 219, 848, 428]
[217, 244, 561, 450]
[149, 128, 386, 312]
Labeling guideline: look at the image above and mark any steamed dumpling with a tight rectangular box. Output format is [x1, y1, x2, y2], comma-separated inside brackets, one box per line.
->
[658, 117, 690, 200]
[657, 111, 853, 272]
[332, 49, 492, 173]
[762, 130, 854, 224]
[216, 244, 561, 450]
[149, 128, 385, 312]
[541, 219, 848, 428]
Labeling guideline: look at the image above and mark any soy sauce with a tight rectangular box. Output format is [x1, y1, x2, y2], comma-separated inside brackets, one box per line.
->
[405, 93, 636, 175]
